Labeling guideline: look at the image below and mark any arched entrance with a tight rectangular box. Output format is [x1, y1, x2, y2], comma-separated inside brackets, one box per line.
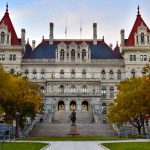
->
[82, 101, 88, 111]
[58, 101, 65, 111]
[70, 101, 76, 111]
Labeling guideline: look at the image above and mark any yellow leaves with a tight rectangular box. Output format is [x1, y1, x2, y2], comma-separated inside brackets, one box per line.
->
[0, 65, 42, 124]
[108, 75, 150, 124]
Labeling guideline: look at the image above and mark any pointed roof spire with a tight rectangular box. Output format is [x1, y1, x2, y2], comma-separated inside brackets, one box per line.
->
[137, 5, 140, 16]
[6, 2, 8, 13]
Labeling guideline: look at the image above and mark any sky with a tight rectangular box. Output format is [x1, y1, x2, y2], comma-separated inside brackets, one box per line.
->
[0, 0, 150, 48]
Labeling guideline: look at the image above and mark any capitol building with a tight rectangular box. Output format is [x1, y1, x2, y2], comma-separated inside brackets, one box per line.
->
[0, 4, 150, 123]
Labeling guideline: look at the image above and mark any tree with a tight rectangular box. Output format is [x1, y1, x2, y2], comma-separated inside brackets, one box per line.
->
[107, 76, 150, 135]
[0, 66, 42, 137]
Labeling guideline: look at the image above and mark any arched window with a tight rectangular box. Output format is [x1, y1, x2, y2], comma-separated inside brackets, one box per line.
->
[131, 69, 136, 77]
[82, 85, 87, 93]
[101, 86, 106, 98]
[60, 69, 64, 78]
[71, 85, 76, 93]
[71, 69, 75, 78]
[41, 69, 45, 79]
[142, 69, 146, 75]
[10, 68, 14, 74]
[59, 85, 64, 94]
[82, 69, 86, 78]
[25, 69, 29, 78]
[82, 49, 86, 61]
[40, 87, 45, 94]
[110, 86, 114, 98]
[141, 33, 144, 43]
[60, 49, 65, 61]
[1, 32, 5, 43]
[102, 103, 107, 114]
[33, 69, 37, 79]
[101, 70, 106, 79]
[71, 49, 75, 61]
[117, 70, 121, 80]
[109, 70, 114, 79]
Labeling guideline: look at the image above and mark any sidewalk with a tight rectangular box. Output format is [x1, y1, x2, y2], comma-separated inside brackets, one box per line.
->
[43, 139, 150, 150]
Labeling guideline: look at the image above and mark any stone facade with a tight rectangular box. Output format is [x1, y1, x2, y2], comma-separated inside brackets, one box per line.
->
[0, 5, 150, 122]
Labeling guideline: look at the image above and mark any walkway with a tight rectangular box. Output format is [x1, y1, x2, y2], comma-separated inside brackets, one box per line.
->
[43, 139, 150, 150]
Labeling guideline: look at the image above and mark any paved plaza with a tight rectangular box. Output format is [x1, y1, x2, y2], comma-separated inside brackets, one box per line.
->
[43, 139, 150, 150]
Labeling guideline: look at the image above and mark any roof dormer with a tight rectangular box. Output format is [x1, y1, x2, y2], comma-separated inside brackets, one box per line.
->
[0, 21, 11, 45]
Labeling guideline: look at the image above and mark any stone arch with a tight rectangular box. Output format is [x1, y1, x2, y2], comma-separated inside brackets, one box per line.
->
[82, 101, 88, 111]
[58, 101, 65, 111]
[70, 101, 76, 111]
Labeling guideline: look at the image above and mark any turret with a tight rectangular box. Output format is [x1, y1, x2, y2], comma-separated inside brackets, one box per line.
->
[32, 40, 36, 49]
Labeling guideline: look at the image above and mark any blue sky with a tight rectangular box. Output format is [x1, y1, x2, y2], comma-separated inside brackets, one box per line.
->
[0, 0, 150, 47]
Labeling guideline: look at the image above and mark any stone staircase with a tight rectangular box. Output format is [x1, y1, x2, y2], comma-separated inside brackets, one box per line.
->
[29, 123, 117, 137]
[52, 111, 94, 124]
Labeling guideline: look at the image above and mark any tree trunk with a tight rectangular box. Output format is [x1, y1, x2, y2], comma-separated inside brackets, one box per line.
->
[137, 126, 141, 135]
[15, 117, 19, 138]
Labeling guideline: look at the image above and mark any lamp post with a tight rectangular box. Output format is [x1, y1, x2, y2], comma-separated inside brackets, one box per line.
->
[15, 112, 19, 138]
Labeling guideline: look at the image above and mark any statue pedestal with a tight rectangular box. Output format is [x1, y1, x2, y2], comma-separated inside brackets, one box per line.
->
[67, 126, 80, 137]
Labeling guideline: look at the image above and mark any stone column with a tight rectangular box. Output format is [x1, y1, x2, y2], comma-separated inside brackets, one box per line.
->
[65, 101, 70, 111]
[77, 99, 82, 111]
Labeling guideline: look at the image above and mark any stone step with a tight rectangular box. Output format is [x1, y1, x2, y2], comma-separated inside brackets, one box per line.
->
[29, 123, 117, 137]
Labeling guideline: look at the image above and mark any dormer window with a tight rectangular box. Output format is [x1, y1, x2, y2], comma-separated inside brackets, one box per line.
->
[148, 36, 149, 43]
[1, 32, 5, 43]
[141, 32, 144, 43]
[82, 49, 86, 61]
[71, 49, 75, 61]
[60, 49, 64, 61]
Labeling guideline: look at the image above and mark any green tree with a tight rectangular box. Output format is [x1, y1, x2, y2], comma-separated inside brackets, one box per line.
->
[0, 66, 42, 137]
[107, 76, 150, 135]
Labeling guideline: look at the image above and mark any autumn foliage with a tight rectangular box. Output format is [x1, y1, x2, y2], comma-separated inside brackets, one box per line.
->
[0, 66, 42, 129]
[107, 76, 150, 135]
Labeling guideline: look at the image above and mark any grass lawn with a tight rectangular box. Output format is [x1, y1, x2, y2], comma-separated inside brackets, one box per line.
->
[102, 142, 150, 150]
[18, 136, 134, 141]
[0, 142, 47, 150]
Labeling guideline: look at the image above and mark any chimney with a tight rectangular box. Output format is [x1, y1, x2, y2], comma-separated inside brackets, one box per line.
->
[93, 23, 97, 45]
[32, 40, 36, 50]
[49, 22, 54, 45]
[21, 29, 26, 45]
[120, 29, 125, 46]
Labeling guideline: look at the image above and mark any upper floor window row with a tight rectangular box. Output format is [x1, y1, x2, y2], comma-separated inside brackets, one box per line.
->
[59, 49, 88, 62]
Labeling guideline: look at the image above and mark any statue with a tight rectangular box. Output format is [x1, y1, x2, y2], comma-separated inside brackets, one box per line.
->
[69, 110, 76, 126]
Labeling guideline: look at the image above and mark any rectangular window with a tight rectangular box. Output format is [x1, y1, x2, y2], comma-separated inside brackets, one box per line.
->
[13, 54, 16, 61]
[140, 55, 143, 61]
[7, 35, 9, 44]
[133, 55, 136, 61]
[9, 54, 12, 61]
[136, 36, 138, 43]
[0, 54, 1, 61]
[148, 36, 149, 43]
[2, 54, 5, 61]
[144, 55, 147, 61]
[130, 55, 132, 61]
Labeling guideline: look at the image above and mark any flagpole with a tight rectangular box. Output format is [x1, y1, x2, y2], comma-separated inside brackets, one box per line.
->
[80, 18, 82, 39]
[65, 16, 67, 39]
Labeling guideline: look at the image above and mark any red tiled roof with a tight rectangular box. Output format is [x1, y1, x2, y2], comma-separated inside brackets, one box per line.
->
[126, 10, 150, 46]
[0, 7, 20, 45]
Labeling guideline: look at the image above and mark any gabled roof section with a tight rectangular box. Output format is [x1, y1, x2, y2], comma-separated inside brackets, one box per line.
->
[126, 6, 150, 46]
[23, 42, 32, 59]
[0, 4, 20, 45]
